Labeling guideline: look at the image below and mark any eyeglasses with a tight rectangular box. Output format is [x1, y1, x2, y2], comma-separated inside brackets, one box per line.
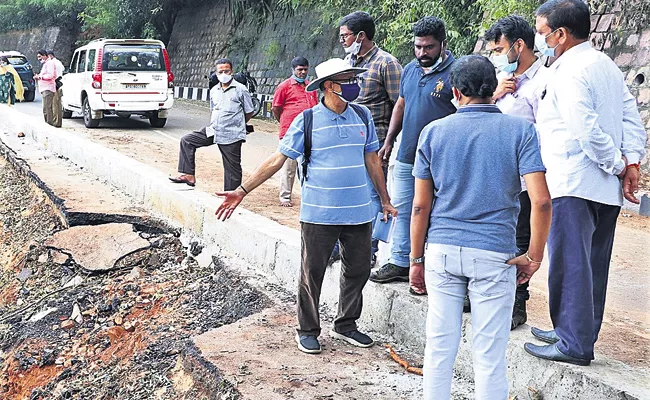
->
[338, 32, 356, 41]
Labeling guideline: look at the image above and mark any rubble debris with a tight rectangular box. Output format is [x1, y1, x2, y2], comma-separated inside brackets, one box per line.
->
[28, 307, 58, 323]
[17, 268, 32, 282]
[63, 276, 83, 289]
[124, 266, 144, 281]
[51, 250, 70, 265]
[45, 223, 150, 272]
[60, 320, 75, 330]
[70, 304, 83, 324]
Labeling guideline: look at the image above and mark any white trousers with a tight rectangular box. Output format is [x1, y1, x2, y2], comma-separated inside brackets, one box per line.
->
[423, 243, 516, 400]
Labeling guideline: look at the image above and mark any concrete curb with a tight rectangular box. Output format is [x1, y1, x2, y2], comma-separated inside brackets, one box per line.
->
[1, 106, 648, 400]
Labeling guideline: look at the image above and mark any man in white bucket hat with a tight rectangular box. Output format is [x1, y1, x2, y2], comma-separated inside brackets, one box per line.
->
[215, 58, 397, 354]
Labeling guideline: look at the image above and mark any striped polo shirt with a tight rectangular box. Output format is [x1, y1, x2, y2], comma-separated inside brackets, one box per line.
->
[279, 101, 380, 225]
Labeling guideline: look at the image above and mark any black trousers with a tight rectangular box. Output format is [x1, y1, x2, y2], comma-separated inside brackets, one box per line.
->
[177, 127, 243, 191]
[515, 191, 531, 300]
[298, 222, 372, 337]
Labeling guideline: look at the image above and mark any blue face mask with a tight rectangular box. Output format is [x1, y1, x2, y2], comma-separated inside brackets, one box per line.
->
[334, 82, 361, 102]
[293, 74, 306, 83]
[491, 40, 521, 74]
[535, 30, 559, 57]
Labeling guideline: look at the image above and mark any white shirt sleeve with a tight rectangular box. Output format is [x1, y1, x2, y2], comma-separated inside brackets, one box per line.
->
[621, 84, 647, 165]
[555, 72, 625, 176]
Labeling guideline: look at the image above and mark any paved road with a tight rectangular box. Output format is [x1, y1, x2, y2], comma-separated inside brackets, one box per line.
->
[19, 92, 283, 177]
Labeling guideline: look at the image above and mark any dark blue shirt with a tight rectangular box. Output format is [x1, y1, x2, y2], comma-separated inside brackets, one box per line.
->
[412, 104, 546, 253]
[397, 52, 457, 164]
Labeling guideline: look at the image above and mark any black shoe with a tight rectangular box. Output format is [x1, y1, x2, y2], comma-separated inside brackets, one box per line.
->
[295, 334, 322, 354]
[371, 253, 377, 268]
[330, 329, 374, 348]
[463, 295, 471, 313]
[524, 342, 590, 366]
[511, 297, 528, 330]
[369, 263, 409, 283]
[531, 327, 560, 344]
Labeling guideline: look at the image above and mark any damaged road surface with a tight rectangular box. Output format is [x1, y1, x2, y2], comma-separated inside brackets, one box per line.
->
[0, 147, 434, 398]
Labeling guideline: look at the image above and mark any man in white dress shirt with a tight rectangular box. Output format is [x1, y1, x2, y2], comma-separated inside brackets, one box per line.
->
[524, 0, 647, 366]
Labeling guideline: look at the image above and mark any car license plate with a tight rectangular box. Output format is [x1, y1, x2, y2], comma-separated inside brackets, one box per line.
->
[123, 83, 147, 89]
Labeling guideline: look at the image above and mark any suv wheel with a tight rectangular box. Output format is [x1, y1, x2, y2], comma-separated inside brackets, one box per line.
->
[83, 97, 100, 128]
[149, 115, 167, 128]
[23, 90, 35, 102]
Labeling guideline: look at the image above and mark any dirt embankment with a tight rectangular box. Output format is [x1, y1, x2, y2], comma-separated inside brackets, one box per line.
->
[0, 158, 269, 399]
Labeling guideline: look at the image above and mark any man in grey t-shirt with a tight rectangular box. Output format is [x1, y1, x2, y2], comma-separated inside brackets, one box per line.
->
[169, 58, 254, 190]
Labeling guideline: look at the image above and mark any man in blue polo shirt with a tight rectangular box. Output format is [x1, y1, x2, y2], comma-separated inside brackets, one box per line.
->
[215, 58, 397, 355]
[373, 16, 456, 291]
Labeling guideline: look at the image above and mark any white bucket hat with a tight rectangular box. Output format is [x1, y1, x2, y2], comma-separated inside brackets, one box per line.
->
[306, 58, 367, 92]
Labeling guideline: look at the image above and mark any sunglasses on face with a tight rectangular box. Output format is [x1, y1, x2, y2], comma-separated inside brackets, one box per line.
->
[331, 77, 359, 85]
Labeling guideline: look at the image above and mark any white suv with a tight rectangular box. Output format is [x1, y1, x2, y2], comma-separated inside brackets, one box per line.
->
[61, 38, 174, 128]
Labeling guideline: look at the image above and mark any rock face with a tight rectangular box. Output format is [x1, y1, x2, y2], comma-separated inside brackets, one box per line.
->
[45, 223, 150, 272]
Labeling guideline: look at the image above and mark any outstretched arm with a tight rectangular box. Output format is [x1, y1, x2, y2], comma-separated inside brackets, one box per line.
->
[215, 151, 288, 220]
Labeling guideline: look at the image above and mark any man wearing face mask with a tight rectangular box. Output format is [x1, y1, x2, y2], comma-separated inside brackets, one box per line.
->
[33, 49, 58, 127]
[372, 16, 456, 292]
[485, 15, 549, 330]
[272, 56, 318, 207]
[170, 58, 254, 190]
[214, 58, 397, 355]
[338, 11, 403, 266]
[524, 0, 647, 366]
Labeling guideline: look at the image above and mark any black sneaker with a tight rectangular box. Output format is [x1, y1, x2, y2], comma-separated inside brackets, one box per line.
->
[511, 297, 528, 330]
[330, 329, 374, 348]
[369, 263, 409, 283]
[463, 295, 471, 313]
[295, 334, 322, 354]
[371, 253, 377, 268]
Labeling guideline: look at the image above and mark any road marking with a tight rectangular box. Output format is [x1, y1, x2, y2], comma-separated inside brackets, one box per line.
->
[153, 130, 178, 142]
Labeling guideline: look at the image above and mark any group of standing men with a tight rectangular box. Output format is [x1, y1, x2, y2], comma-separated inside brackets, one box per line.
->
[34, 49, 64, 128]
[197, 0, 647, 398]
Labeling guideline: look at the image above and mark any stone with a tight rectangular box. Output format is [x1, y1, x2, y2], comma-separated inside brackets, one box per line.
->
[114, 315, 123, 325]
[37, 253, 48, 263]
[51, 250, 70, 265]
[29, 307, 58, 322]
[70, 304, 84, 324]
[590, 15, 601, 31]
[627, 34, 640, 47]
[123, 321, 135, 332]
[60, 320, 75, 330]
[614, 53, 634, 67]
[638, 88, 650, 105]
[640, 29, 650, 48]
[63, 276, 83, 289]
[45, 223, 150, 272]
[124, 267, 144, 282]
[55, 357, 65, 365]
[17, 268, 32, 282]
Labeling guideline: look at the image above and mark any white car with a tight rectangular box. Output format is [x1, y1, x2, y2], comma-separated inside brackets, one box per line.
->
[61, 38, 174, 128]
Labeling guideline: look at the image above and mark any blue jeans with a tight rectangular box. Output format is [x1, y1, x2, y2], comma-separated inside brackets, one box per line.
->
[388, 161, 414, 268]
[423, 244, 516, 400]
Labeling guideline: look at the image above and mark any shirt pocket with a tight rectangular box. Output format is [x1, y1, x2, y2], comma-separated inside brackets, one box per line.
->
[217, 97, 241, 113]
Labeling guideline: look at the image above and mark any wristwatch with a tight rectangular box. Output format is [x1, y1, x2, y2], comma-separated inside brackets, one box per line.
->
[410, 255, 425, 264]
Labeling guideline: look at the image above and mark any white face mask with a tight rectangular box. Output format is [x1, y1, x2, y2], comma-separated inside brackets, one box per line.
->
[217, 73, 233, 84]
[344, 33, 363, 55]
[451, 96, 460, 109]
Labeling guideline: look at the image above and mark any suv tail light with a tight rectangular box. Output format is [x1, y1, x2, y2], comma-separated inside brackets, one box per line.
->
[162, 49, 174, 88]
[92, 48, 103, 89]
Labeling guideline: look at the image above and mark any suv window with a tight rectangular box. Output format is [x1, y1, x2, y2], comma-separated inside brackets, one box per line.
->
[87, 49, 96, 71]
[5, 56, 28, 65]
[69, 52, 79, 73]
[102, 44, 165, 72]
[78, 50, 87, 72]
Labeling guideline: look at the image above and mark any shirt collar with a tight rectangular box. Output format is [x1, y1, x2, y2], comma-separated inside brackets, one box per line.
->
[455, 104, 502, 114]
[318, 99, 349, 120]
[356, 45, 379, 64]
[549, 41, 591, 71]
[520, 58, 544, 81]
[290, 77, 309, 86]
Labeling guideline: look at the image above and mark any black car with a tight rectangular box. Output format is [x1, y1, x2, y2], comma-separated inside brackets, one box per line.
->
[0, 51, 36, 102]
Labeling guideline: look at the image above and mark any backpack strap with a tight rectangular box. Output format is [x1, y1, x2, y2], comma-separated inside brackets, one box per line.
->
[299, 108, 313, 184]
[349, 103, 370, 135]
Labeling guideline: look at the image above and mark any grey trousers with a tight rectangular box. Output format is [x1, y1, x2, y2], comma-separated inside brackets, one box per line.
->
[177, 127, 243, 191]
[297, 222, 372, 337]
[279, 158, 297, 203]
[41, 90, 55, 126]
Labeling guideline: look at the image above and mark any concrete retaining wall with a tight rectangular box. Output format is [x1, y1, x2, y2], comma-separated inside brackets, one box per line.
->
[0, 106, 648, 400]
